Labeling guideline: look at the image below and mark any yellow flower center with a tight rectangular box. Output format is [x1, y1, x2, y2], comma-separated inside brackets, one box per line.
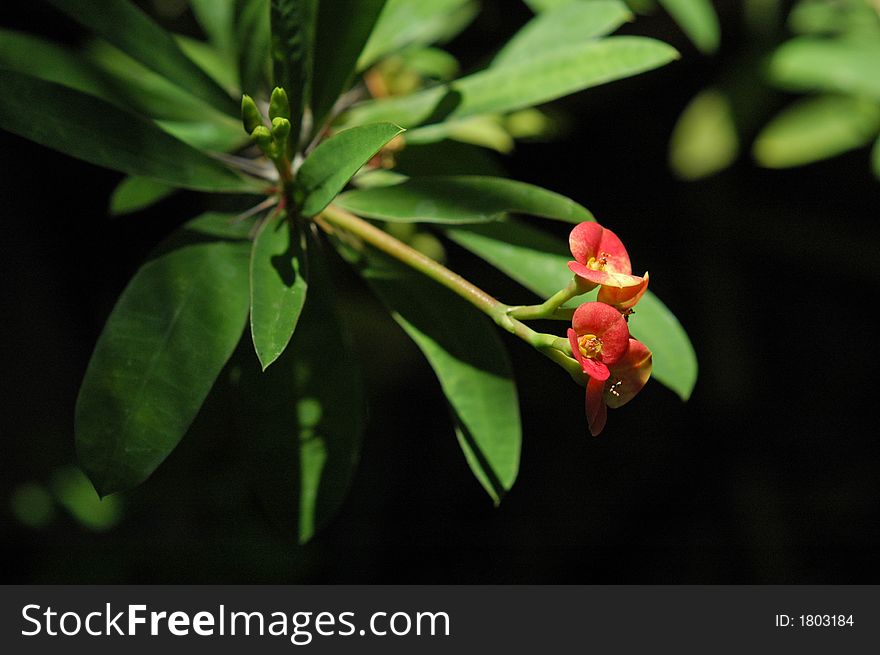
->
[578, 334, 603, 359]
[587, 253, 609, 271]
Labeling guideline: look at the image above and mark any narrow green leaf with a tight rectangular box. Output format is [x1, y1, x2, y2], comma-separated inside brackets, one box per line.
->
[0, 71, 259, 192]
[249, 211, 309, 370]
[523, 0, 570, 11]
[271, 0, 317, 149]
[175, 35, 239, 92]
[788, 0, 880, 36]
[395, 140, 506, 177]
[445, 221, 698, 400]
[768, 37, 880, 101]
[297, 122, 405, 216]
[109, 177, 176, 216]
[343, 36, 679, 128]
[45, 0, 238, 116]
[191, 0, 237, 55]
[357, 251, 521, 503]
[0, 28, 115, 101]
[753, 96, 880, 168]
[84, 39, 228, 122]
[312, 0, 387, 129]
[236, 0, 272, 95]
[493, 1, 632, 67]
[358, 0, 478, 70]
[76, 213, 252, 496]
[238, 249, 362, 543]
[669, 88, 739, 180]
[657, 0, 721, 54]
[335, 176, 593, 224]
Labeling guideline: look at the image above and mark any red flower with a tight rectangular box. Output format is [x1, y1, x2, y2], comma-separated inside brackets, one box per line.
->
[585, 338, 653, 436]
[567, 302, 653, 436]
[566, 302, 630, 381]
[567, 222, 649, 312]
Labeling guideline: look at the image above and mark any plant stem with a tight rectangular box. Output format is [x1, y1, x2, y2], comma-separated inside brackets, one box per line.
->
[508, 278, 588, 320]
[320, 204, 504, 316]
[318, 204, 583, 378]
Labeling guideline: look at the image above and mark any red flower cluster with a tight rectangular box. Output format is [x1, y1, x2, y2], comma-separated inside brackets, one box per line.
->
[566, 222, 652, 436]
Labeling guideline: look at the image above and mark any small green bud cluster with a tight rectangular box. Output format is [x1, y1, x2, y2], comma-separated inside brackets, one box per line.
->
[241, 87, 293, 163]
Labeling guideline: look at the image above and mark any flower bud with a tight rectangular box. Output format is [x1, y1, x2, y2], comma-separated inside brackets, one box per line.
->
[241, 94, 264, 134]
[251, 125, 277, 159]
[271, 117, 291, 153]
[269, 87, 290, 121]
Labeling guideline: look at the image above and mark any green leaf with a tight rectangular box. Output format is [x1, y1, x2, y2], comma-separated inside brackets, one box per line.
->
[523, 0, 570, 11]
[297, 122, 405, 216]
[236, 0, 272, 95]
[768, 37, 880, 101]
[76, 213, 252, 496]
[444, 221, 698, 400]
[356, 251, 521, 503]
[237, 250, 364, 543]
[45, 0, 238, 116]
[395, 140, 506, 177]
[343, 36, 679, 128]
[753, 96, 880, 168]
[0, 71, 259, 192]
[109, 176, 177, 216]
[249, 211, 309, 370]
[669, 88, 739, 180]
[657, 0, 721, 54]
[271, 0, 317, 149]
[191, 0, 237, 55]
[0, 28, 115, 101]
[312, 0, 387, 129]
[175, 35, 239, 92]
[84, 39, 227, 122]
[335, 176, 593, 224]
[493, 1, 632, 67]
[358, 0, 478, 70]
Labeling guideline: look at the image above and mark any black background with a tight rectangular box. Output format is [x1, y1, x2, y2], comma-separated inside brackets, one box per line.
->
[1, 1, 878, 583]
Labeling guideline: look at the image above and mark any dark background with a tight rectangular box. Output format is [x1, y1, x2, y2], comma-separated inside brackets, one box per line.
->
[1, 1, 878, 583]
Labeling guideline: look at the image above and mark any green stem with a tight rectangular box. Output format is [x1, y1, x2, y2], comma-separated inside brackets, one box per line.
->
[508, 278, 587, 321]
[318, 205, 583, 378]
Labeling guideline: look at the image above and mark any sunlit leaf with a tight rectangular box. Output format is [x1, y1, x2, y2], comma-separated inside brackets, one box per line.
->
[343, 37, 679, 128]
[657, 0, 721, 54]
[237, 249, 363, 543]
[359, 0, 478, 70]
[50, 466, 122, 531]
[768, 37, 880, 101]
[336, 176, 593, 224]
[355, 250, 521, 503]
[445, 221, 698, 400]
[45, 0, 238, 116]
[669, 88, 739, 180]
[753, 96, 880, 168]
[493, 0, 632, 67]
[0, 71, 259, 192]
[76, 213, 252, 496]
[298, 122, 405, 216]
[312, 0, 387, 129]
[109, 177, 177, 216]
[250, 211, 309, 370]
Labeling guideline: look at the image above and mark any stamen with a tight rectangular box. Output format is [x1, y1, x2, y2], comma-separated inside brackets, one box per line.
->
[577, 333, 603, 358]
